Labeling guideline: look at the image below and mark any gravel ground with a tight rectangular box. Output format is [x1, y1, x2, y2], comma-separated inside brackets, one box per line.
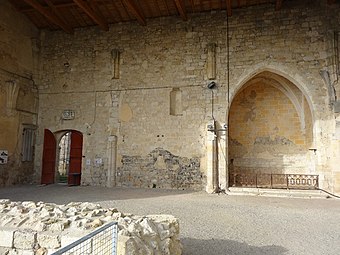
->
[1, 184, 340, 255]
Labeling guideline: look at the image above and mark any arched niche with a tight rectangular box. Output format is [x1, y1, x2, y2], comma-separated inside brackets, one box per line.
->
[228, 71, 314, 181]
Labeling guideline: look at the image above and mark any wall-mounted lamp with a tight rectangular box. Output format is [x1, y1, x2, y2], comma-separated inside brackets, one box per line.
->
[309, 148, 317, 155]
[207, 81, 216, 89]
[207, 81, 217, 120]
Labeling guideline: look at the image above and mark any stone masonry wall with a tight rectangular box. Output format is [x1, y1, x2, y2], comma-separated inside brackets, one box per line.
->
[0, 1, 39, 186]
[0, 199, 182, 255]
[35, 1, 340, 192]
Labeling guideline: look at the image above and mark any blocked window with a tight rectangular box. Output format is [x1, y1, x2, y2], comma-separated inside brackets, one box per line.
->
[21, 126, 36, 161]
[170, 88, 182, 116]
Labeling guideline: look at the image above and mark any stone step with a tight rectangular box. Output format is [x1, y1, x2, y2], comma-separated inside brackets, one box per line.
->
[226, 187, 334, 199]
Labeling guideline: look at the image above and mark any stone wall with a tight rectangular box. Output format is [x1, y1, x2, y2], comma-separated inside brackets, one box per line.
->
[0, 199, 182, 255]
[0, 1, 39, 186]
[14, 0, 338, 193]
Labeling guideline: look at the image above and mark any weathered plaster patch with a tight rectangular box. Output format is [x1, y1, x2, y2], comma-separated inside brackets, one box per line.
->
[117, 148, 202, 190]
[119, 103, 133, 122]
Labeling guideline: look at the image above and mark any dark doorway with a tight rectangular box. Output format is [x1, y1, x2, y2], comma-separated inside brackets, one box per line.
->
[57, 132, 71, 183]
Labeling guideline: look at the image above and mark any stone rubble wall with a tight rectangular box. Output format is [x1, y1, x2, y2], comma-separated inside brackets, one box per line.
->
[117, 148, 203, 190]
[0, 199, 182, 255]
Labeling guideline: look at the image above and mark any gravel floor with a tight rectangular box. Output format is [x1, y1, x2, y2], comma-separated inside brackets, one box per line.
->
[1, 184, 340, 255]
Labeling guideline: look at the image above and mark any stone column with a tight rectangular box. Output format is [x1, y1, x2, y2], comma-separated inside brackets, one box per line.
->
[217, 123, 228, 190]
[206, 120, 216, 193]
[107, 135, 117, 187]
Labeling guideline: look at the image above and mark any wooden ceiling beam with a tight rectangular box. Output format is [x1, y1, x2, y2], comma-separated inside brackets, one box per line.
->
[73, 0, 109, 31]
[189, 0, 195, 12]
[226, 0, 232, 16]
[275, 0, 283, 11]
[23, 0, 73, 33]
[111, 0, 123, 21]
[174, 0, 188, 21]
[44, 0, 70, 28]
[88, 0, 109, 24]
[121, 0, 146, 26]
[237, 0, 241, 8]
[162, 0, 170, 15]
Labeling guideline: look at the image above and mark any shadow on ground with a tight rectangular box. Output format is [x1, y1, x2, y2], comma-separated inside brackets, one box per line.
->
[182, 238, 288, 255]
[0, 184, 195, 203]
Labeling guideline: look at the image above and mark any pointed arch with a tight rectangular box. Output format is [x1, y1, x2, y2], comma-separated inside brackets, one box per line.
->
[229, 66, 316, 145]
[227, 68, 315, 188]
[230, 65, 315, 124]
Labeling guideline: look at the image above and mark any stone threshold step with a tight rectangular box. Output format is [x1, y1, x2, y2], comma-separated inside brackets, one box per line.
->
[226, 187, 333, 199]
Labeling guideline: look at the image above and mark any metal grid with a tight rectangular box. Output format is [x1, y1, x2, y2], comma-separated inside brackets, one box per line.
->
[52, 222, 118, 255]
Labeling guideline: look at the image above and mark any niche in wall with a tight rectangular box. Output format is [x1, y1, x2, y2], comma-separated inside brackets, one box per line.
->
[170, 88, 182, 116]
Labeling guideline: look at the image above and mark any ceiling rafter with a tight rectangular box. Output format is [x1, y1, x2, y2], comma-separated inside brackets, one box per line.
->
[189, 0, 195, 12]
[44, 0, 70, 28]
[275, 0, 283, 10]
[21, 2, 75, 12]
[88, 0, 109, 24]
[73, 0, 109, 31]
[154, 0, 162, 16]
[111, 0, 123, 21]
[162, 0, 170, 16]
[174, 0, 188, 21]
[143, 0, 153, 17]
[226, 0, 232, 16]
[23, 0, 73, 33]
[218, 0, 222, 10]
[121, 0, 147, 26]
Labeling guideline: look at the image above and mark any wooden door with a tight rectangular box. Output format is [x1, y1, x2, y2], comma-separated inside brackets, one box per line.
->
[41, 129, 56, 184]
[68, 131, 83, 185]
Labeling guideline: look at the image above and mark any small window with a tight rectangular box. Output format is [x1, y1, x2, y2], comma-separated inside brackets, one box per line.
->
[22, 126, 36, 162]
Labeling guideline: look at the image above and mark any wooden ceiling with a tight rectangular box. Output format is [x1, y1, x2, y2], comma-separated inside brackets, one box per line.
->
[8, 0, 334, 33]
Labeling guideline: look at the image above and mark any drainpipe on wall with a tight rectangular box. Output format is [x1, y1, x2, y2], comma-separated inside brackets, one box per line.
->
[107, 135, 117, 188]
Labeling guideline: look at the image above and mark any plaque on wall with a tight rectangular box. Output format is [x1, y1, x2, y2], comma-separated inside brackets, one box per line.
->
[62, 110, 75, 120]
[0, 150, 8, 164]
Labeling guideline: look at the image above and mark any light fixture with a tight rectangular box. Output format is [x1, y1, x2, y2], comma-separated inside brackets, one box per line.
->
[207, 81, 216, 89]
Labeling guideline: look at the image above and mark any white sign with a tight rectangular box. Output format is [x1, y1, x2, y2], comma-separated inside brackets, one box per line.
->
[0, 150, 8, 164]
[95, 158, 103, 166]
[62, 110, 75, 120]
[86, 159, 91, 166]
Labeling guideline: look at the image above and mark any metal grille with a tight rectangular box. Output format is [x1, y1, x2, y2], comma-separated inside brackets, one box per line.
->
[52, 222, 118, 255]
[230, 173, 319, 190]
[22, 127, 35, 161]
